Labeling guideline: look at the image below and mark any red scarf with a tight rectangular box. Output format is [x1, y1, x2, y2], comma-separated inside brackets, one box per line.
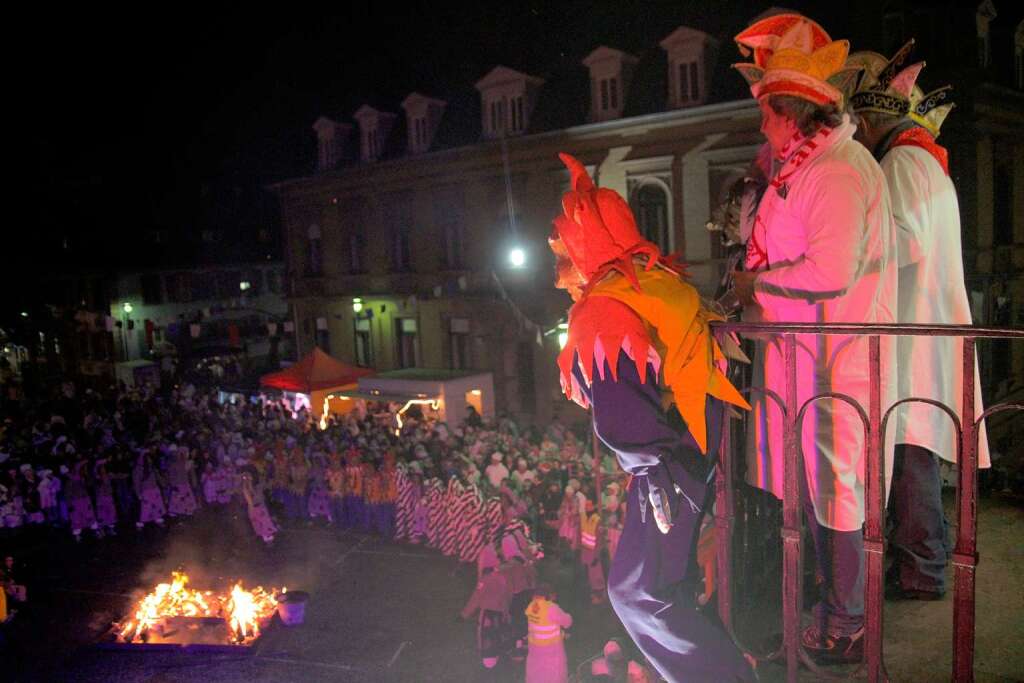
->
[889, 127, 949, 176]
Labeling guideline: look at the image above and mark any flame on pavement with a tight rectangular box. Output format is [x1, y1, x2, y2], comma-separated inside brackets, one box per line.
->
[117, 571, 283, 645]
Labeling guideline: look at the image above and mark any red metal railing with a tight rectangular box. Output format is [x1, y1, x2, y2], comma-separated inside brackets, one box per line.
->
[709, 322, 1024, 683]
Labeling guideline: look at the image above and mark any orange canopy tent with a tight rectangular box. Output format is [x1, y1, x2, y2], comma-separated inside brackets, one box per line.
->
[260, 347, 374, 393]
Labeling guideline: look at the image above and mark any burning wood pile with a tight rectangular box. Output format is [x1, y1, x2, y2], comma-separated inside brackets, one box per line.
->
[116, 571, 283, 646]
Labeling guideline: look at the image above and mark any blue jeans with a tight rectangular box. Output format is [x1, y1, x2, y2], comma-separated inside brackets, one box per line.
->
[802, 499, 864, 637]
[887, 445, 949, 593]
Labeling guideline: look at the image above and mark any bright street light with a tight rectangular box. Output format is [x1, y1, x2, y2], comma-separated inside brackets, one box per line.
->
[509, 247, 526, 268]
[239, 281, 251, 292]
[352, 297, 363, 314]
[122, 302, 133, 314]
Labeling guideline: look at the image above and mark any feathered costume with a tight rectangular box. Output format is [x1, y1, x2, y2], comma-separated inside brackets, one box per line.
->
[549, 153, 754, 683]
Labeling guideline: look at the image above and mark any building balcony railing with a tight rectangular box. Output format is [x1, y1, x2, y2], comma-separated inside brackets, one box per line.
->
[707, 321, 1024, 683]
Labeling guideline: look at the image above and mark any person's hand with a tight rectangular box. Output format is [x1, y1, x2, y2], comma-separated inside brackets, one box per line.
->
[731, 271, 759, 307]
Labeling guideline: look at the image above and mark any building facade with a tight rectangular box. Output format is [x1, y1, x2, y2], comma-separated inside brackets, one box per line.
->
[274, 7, 1024, 433]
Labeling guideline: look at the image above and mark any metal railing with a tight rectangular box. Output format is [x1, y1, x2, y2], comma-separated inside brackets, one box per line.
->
[709, 322, 1024, 683]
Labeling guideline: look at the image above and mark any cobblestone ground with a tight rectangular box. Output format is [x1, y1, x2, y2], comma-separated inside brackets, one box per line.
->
[0, 492, 1020, 682]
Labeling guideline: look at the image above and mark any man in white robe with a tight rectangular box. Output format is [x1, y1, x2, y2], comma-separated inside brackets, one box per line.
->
[847, 47, 989, 601]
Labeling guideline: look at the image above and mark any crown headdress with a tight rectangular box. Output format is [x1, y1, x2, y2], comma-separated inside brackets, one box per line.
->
[847, 40, 924, 117]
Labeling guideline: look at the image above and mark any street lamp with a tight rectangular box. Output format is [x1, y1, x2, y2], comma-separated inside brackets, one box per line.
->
[557, 322, 568, 350]
[508, 247, 526, 268]
[352, 297, 363, 314]
[121, 302, 133, 360]
[239, 280, 251, 292]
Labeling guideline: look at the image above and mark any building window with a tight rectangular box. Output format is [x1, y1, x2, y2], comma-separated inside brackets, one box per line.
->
[601, 79, 610, 110]
[141, 274, 163, 305]
[633, 183, 671, 254]
[396, 318, 418, 368]
[348, 232, 365, 273]
[1015, 21, 1023, 88]
[364, 126, 380, 159]
[509, 95, 524, 132]
[994, 163, 1013, 246]
[354, 318, 372, 366]
[976, 1, 996, 68]
[442, 219, 465, 269]
[390, 225, 412, 271]
[610, 77, 619, 109]
[307, 223, 323, 276]
[450, 318, 470, 370]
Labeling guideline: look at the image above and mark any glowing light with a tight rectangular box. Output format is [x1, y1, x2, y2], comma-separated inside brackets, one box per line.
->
[509, 247, 526, 268]
[239, 281, 251, 291]
[352, 297, 363, 313]
[471, 389, 481, 396]
[395, 398, 440, 435]
[19, 311, 28, 318]
[122, 302, 133, 314]
[558, 332, 568, 349]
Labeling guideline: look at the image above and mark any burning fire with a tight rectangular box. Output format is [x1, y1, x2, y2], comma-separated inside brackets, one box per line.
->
[118, 571, 283, 645]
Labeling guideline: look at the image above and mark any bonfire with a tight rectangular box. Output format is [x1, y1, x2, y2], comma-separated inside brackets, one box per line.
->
[117, 571, 283, 645]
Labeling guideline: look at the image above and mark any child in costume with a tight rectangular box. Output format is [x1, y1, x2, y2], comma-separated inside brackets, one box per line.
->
[524, 585, 572, 683]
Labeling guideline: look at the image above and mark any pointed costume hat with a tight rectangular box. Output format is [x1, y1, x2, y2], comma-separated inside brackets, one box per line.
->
[733, 13, 854, 106]
[909, 84, 955, 138]
[846, 40, 925, 117]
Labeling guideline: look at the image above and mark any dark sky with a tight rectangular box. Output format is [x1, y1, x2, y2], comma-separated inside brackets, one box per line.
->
[22, 1, 848, 275]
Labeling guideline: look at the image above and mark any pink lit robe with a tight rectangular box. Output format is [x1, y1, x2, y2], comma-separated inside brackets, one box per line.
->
[742, 118, 900, 532]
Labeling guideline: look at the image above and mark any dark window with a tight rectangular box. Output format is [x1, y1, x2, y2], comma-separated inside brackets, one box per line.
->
[354, 318, 372, 366]
[266, 270, 283, 294]
[601, 79, 609, 110]
[396, 318, 418, 368]
[140, 274, 163, 305]
[307, 238, 323, 276]
[679, 63, 689, 103]
[349, 232, 366, 273]
[610, 78, 619, 109]
[634, 183, 671, 254]
[450, 318, 470, 369]
[388, 197, 413, 272]
[994, 164, 1013, 246]
[689, 62, 700, 101]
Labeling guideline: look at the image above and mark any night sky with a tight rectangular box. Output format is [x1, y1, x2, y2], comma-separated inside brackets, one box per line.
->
[21, 1, 841, 283]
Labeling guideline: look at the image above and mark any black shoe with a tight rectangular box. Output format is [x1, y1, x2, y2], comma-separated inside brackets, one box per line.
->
[885, 584, 944, 601]
[801, 625, 864, 665]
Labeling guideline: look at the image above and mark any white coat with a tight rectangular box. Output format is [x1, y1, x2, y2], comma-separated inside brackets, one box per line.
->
[882, 144, 989, 467]
[743, 118, 899, 531]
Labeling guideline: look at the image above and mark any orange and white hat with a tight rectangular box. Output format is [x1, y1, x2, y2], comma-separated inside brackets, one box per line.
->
[733, 13, 855, 106]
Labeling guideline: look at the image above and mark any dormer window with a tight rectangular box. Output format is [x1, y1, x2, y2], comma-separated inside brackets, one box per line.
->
[312, 117, 351, 171]
[582, 47, 637, 122]
[475, 66, 544, 139]
[401, 93, 446, 154]
[678, 61, 700, 103]
[976, 0, 997, 68]
[660, 26, 719, 109]
[354, 105, 397, 162]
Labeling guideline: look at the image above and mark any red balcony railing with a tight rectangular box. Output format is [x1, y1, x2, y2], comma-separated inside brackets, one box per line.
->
[709, 322, 1024, 683]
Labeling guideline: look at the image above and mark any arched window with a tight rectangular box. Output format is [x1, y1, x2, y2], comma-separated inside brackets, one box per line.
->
[633, 182, 671, 254]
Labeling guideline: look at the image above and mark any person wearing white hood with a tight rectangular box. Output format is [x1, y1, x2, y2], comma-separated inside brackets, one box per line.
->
[484, 452, 509, 488]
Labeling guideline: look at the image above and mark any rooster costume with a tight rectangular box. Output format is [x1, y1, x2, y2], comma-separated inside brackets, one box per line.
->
[550, 153, 754, 682]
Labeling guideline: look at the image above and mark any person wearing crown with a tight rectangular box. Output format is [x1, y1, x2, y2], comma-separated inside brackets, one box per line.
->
[845, 43, 990, 602]
[729, 13, 900, 664]
[549, 153, 755, 682]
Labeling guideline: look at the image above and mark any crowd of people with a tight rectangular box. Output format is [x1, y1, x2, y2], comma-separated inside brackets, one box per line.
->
[0, 378, 649, 679]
